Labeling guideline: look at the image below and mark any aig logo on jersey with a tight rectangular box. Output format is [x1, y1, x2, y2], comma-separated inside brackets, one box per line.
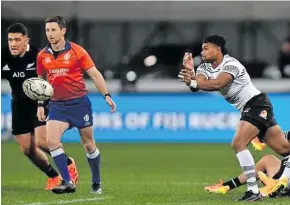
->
[259, 110, 267, 120]
[13, 72, 25, 78]
[84, 114, 90, 126]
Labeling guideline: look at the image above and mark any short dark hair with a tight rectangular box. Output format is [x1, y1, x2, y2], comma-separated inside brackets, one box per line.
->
[45, 16, 66, 28]
[7, 23, 28, 36]
[203, 35, 228, 55]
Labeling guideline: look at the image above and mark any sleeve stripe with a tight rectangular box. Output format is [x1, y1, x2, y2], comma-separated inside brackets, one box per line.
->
[223, 65, 239, 77]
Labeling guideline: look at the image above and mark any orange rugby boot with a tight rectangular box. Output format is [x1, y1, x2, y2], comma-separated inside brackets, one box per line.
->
[204, 179, 230, 194]
[68, 157, 79, 185]
[251, 137, 266, 152]
[45, 175, 62, 190]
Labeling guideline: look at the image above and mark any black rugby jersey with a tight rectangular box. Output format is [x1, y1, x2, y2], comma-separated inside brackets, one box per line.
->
[1, 45, 39, 98]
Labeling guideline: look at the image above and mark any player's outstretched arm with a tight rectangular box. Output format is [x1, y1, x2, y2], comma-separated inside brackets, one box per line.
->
[86, 67, 117, 113]
[193, 72, 233, 91]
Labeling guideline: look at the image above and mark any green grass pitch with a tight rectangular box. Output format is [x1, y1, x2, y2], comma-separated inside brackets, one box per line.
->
[2, 142, 289, 205]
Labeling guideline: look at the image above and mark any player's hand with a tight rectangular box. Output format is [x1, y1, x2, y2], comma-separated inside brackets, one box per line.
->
[37, 107, 46, 122]
[183, 52, 195, 72]
[105, 96, 117, 113]
[178, 69, 194, 86]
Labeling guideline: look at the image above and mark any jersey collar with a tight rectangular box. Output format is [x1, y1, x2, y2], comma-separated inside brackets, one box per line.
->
[44, 40, 71, 55]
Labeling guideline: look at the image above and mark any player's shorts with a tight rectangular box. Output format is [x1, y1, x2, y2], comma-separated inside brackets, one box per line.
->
[273, 157, 288, 180]
[240, 93, 277, 140]
[11, 97, 47, 135]
[47, 95, 93, 129]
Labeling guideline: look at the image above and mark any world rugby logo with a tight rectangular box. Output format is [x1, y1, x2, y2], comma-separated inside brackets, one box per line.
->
[64, 53, 70, 60]
[84, 114, 89, 122]
[83, 114, 90, 126]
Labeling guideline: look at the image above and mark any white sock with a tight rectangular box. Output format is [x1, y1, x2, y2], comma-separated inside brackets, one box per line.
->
[236, 150, 259, 194]
[280, 155, 290, 180]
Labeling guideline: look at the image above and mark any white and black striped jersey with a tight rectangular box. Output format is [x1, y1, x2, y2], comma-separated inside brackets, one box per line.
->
[196, 54, 261, 111]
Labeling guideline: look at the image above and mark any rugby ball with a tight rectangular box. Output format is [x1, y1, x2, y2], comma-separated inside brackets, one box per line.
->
[22, 77, 53, 101]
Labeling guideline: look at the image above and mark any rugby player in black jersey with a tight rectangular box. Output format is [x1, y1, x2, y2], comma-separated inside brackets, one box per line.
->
[1, 23, 79, 190]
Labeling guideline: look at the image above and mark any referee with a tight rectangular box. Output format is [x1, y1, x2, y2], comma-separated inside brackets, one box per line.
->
[1, 23, 78, 190]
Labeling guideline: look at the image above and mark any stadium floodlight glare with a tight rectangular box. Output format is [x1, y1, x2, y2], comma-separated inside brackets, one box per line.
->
[126, 71, 137, 82]
[144, 55, 157, 67]
[284, 65, 290, 76]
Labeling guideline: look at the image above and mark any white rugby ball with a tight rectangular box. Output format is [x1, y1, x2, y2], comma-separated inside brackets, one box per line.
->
[22, 77, 53, 101]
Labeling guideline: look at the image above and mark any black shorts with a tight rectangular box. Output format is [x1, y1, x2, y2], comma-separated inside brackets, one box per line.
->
[11, 97, 47, 135]
[240, 93, 277, 140]
[273, 157, 289, 180]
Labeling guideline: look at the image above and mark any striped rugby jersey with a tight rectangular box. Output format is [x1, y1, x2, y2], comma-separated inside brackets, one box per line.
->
[196, 54, 261, 111]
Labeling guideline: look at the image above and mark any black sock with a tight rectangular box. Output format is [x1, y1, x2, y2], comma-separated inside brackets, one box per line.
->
[39, 147, 51, 155]
[44, 164, 59, 178]
[222, 177, 242, 190]
[65, 154, 73, 166]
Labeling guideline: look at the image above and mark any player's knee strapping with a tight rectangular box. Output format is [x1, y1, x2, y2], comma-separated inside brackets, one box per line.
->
[26, 151, 59, 178]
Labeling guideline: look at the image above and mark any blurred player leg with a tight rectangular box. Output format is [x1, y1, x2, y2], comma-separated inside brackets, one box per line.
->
[264, 128, 290, 157]
[46, 120, 76, 194]
[257, 155, 282, 197]
[260, 128, 290, 197]
[205, 154, 281, 195]
[34, 125, 62, 190]
[231, 120, 263, 201]
[15, 133, 60, 186]
[79, 126, 102, 194]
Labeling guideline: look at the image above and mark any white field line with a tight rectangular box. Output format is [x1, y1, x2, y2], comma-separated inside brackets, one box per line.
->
[123, 202, 207, 205]
[13, 196, 111, 205]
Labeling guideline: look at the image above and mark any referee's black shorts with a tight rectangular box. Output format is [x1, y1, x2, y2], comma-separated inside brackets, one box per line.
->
[240, 93, 277, 141]
[11, 97, 47, 135]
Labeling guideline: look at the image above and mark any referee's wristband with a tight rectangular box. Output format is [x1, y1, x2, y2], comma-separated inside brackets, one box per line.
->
[103, 93, 111, 99]
[189, 80, 198, 89]
[38, 101, 44, 107]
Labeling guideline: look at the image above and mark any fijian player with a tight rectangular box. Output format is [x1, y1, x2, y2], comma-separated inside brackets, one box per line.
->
[1, 23, 79, 190]
[205, 131, 290, 198]
[179, 35, 290, 201]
